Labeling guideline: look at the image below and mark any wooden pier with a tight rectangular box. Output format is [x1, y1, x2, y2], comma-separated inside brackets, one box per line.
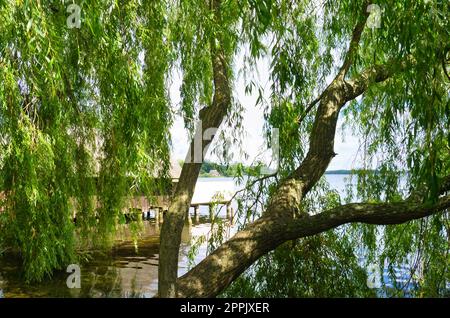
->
[136, 197, 234, 225]
[1, 160, 237, 225]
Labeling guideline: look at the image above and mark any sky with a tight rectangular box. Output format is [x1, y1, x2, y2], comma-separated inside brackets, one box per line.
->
[168, 50, 363, 171]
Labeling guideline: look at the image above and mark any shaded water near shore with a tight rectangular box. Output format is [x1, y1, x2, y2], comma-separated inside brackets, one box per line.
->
[0, 175, 350, 298]
[0, 177, 240, 298]
[1, 175, 432, 298]
[0, 219, 217, 298]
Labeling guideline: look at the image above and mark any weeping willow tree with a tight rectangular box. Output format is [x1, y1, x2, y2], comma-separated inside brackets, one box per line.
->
[0, 0, 449, 298]
[0, 1, 173, 282]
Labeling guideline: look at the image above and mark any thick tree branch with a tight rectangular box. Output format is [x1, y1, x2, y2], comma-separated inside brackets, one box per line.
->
[337, 2, 370, 79]
[296, 3, 369, 125]
[267, 52, 415, 220]
[343, 55, 415, 101]
[266, 5, 374, 219]
[177, 194, 450, 297]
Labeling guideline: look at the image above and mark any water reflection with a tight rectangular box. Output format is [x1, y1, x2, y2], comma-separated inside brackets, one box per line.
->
[0, 215, 234, 298]
[0, 178, 239, 298]
[1, 175, 384, 298]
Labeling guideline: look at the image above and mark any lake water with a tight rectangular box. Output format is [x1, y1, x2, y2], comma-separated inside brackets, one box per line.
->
[0, 175, 424, 297]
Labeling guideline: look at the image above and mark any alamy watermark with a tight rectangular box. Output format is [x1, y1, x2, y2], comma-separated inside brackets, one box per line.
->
[366, 263, 382, 289]
[66, 3, 81, 29]
[367, 4, 383, 29]
[66, 264, 81, 289]
[184, 121, 279, 175]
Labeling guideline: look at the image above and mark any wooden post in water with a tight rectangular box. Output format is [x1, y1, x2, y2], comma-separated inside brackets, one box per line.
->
[185, 207, 192, 226]
[230, 207, 234, 225]
[226, 203, 231, 220]
[154, 208, 159, 223]
[158, 207, 164, 224]
[209, 204, 215, 222]
[193, 205, 200, 224]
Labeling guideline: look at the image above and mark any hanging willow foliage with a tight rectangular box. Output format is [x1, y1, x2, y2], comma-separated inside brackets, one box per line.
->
[0, 1, 173, 282]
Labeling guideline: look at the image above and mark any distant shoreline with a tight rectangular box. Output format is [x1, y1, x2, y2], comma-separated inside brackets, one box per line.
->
[199, 170, 354, 178]
[324, 170, 353, 175]
[191, 160, 364, 178]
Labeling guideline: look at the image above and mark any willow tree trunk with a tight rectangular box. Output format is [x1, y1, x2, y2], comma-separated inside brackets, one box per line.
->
[158, 0, 231, 298]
